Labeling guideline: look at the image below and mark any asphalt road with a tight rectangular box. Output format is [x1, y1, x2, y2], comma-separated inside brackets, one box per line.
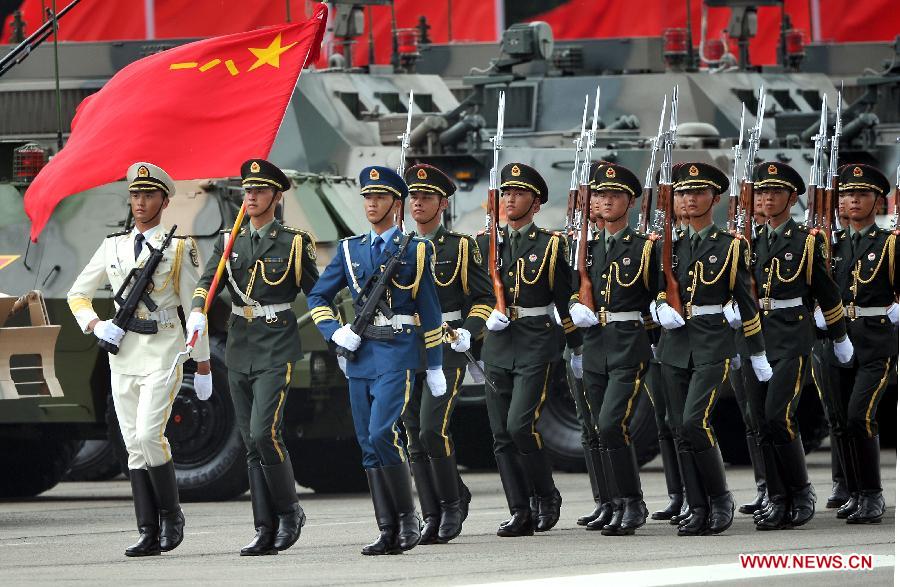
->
[0, 449, 894, 586]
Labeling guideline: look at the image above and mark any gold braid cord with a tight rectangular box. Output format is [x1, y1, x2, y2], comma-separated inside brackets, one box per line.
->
[852, 234, 894, 292]
[434, 237, 464, 288]
[392, 241, 427, 299]
[245, 235, 299, 297]
[159, 238, 185, 294]
[613, 239, 653, 289]
[517, 236, 558, 288]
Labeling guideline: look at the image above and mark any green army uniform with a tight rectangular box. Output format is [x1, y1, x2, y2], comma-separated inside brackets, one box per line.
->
[821, 164, 898, 524]
[192, 159, 318, 555]
[400, 164, 494, 544]
[730, 325, 766, 515]
[477, 162, 583, 537]
[748, 162, 848, 530]
[570, 163, 657, 535]
[656, 162, 766, 536]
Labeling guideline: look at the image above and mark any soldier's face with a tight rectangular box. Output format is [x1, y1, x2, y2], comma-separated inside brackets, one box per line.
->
[244, 187, 280, 217]
[673, 193, 687, 218]
[129, 190, 168, 224]
[681, 188, 718, 217]
[840, 190, 879, 222]
[756, 187, 796, 218]
[409, 192, 446, 223]
[363, 193, 398, 223]
[594, 189, 634, 222]
[502, 188, 538, 219]
[588, 190, 600, 221]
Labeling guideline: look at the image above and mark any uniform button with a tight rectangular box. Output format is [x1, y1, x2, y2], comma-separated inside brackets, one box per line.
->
[600, 290, 606, 295]
[798, 315, 803, 320]
[508, 271, 513, 277]
[509, 287, 515, 293]
[881, 318, 886, 324]
[764, 268, 769, 272]
[763, 284, 769, 289]
[602, 274, 607, 278]
[686, 286, 692, 292]
[688, 270, 693, 276]
[764, 310, 769, 316]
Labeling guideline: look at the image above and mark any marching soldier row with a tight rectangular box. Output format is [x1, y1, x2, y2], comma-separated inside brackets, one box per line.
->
[69, 151, 895, 557]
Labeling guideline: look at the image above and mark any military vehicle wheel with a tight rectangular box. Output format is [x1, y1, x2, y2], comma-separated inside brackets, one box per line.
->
[287, 438, 369, 493]
[0, 426, 81, 498]
[64, 439, 123, 481]
[108, 339, 249, 501]
[538, 361, 659, 472]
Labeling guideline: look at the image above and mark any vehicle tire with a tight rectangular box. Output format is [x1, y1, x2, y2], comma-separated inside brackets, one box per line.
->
[538, 361, 659, 471]
[286, 437, 369, 493]
[64, 439, 123, 481]
[107, 337, 248, 501]
[0, 426, 81, 498]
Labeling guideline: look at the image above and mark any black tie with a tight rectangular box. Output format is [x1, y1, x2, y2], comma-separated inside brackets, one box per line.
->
[769, 231, 777, 248]
[851, 232, 861, 257]
[251, 232, 260, 256]
[134, 233, 144, 261]
[372, 235, 384, 264]
[607, 235, 615, 253]
[510, 231, 521, 259]
[691, 233, 700, 256]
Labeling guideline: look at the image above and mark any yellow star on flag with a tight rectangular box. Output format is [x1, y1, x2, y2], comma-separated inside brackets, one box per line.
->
[247, 33, 297, 72]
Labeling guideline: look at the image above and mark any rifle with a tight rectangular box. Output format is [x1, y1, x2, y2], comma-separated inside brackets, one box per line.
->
[807, 95, 829, 230]
[443, 323, 497, 393]
[486, 91, 507, 314]
[395, 91, 414, 232]
[566, 95, 590, 264]
[99, 225, 178, 355]
[648, 96, 668, 237]
[892, 144, 900, 233]
[727, 103, 746, 234]
[823, 88, 842, 264]
[337, 232, 414, 362]
[659, 86, 682, 315]
[0, 0, 82, 78]
[575, 87, 601, 310]
[737, 85, 766, 301]
[640, 96, 668, 234]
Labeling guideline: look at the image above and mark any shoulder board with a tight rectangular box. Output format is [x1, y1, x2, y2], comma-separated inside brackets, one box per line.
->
[631, 231, 650, 241]
[793, 224, 810, 234]
[281, 225, 308, 235]
[475, 229, 487, 237]
[443, 230, 467, 240]
[219, 228, 231, 235]
[538, 228, 561, 237]
[877, 227, 892, 235]
[340, 234, 366, 243]
[106, 229, 129, 238]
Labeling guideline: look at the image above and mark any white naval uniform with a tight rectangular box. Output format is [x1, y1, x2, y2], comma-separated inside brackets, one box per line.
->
[67, 224, 211, 470]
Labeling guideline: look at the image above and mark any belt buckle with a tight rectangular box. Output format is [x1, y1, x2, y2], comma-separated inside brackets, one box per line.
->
[508, 307, 519, 321]
[684, 303, 693, 320]
[242, 306, 254, 320]
[846, 305, 857, 320]
[760, 298, 773, 311]
[136, 311, 148, 320]
[597, 310, 608, 326]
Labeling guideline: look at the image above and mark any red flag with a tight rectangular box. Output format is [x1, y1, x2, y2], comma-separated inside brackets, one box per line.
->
[24, 3, 327, 241]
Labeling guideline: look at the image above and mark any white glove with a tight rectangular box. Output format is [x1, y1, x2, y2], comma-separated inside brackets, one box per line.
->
[194, 372, 213, 400]
[888, 302, 899, 325]
[656, 303, 686, 330]
[467, 360, 486, 384]
[570, 353, 584, 379]
[186, 311, 207, 344]
[93, 320, 125, 345]
[730, 354, 742, 371]
[833, 336, 854, 364]
[650, 344, 659, 361]
[570, 303, 599, 328]
[332, 324, 361, 352]
[450, 328, 471, 353]
[723, 300, 742, 330]
[813, 306, 827, 331]
[485, 309, 510, 332]
[750, 353, 773, 382]
[426, 368, 447, 397]
[649, 301, 660, 325]
[337, 356, 348, 378]
[553, 306, 563, 326]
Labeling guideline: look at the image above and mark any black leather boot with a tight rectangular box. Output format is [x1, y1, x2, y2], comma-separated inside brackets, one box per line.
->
[459, 475, 472, 522]
[495, 452, 534, 537]
[755, 443, 790, 531]
[147, 460, 184, 552]
[577, 445, 604, 525]
[653, 437, 684, 520]
[521, 450, 562, 532]
[739, 435, 768, 515]
[602, 445, 648, 536]
[774, 437, 816, 527]
[694, 445, 734, 534]
[835, 434, 860, 519]
[431, 454, 464, 542]
[826, 435, 850, 509]
[676, 451, 708, 536]
[362, 468, 401, 555]
[670, 496, 690, 525]
[241, 464, 278, 556]
[125, 469, 160, 557]
[262, 457, 305, 551]
[410, 459, 440, 545]
[586, 448, 617, 531]
[382, 462, 422, 550]
[847, 435, 885, 524]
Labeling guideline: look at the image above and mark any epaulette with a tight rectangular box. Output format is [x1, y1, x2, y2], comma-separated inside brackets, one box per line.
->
[443, 230, 467, 240]
[281, 225, 308, 235]
[340, 234, 366, 243]
[219, 228, 231, 234]
[632, 230, 650, 241]
[106, 229, 129, 238]
[538, 227, 562, 237]
[475, 228, 487, 236]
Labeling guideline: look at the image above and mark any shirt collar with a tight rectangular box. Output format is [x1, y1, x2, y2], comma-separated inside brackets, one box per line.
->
[507, 222, 534, 238]
[371, 225, 398, 245]
[766, 219, 791, 238]
[250, 219, 276, 239]
[417, 225, 442, 241]
[133, 224, 162, 242]
[688, 222, 715, 240]
[602, 226, 627, 243]
[848, 223, 875, 238]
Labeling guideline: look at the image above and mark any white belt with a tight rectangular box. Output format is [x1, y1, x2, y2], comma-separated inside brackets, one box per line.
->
[506, 304, 554, 320]
[758, 297, 803, 311]
[441, 310, 463, 322]
[596, 310, 643, 325]
[135, 306, 179, 324]
[372, 313, 419, 328]
[844, 305, 888, 319]
[232, 303, 292, 322]
[684, 303, 724, 319]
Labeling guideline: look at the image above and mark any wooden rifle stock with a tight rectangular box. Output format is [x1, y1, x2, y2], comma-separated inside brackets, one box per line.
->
[639, 186, 653, 233]
[727, 195, 738, 234]
[566, 188, 577, 230]
[893, 183, 900, 234]
[487, 188, 506, 314]
[577, 184, 595, 310]
[659, 183, 682, 314]
[738, 180, 759, 301]
[822, 186, 835, 265]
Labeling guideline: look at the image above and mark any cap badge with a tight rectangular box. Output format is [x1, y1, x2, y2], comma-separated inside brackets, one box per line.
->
[853, 166, 863, 177]
[689, 165, 699, 177]
[369, 168, 380, 180]
[250, 161, 261, 173]
[417, 168, 428, 180]
[137, 165, 149, 177]
[768, 164, 778, 175]
[605, 167, 616, 178]
[511, 164, 521, 177]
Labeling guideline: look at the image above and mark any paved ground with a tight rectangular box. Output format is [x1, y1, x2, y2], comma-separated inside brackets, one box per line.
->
[0, 449, 894, 586]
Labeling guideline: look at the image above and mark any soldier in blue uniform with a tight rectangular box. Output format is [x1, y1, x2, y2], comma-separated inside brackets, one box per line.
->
[307, 166, 445, 555]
